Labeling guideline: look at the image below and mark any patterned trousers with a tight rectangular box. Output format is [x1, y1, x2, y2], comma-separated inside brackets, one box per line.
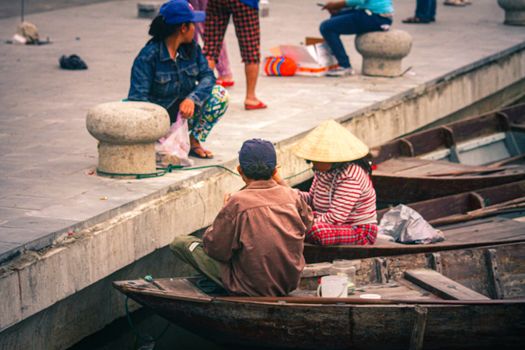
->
[306, 222, 378, 246]
[189, 85, 229, 142]
[203, 0, 260, 64]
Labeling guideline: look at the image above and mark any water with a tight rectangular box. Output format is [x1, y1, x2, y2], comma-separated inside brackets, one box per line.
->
[69, 306, 229, 350]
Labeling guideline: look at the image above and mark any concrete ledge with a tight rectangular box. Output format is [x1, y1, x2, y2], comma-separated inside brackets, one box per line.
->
[1, 42, 524, 350]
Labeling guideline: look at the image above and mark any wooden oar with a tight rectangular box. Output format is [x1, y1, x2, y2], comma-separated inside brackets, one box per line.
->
[430, 197, 525, 226]
[426, 165, 519, 177]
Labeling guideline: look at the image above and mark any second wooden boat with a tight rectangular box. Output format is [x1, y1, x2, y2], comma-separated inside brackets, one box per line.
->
[372, 103, 525, 204]
[304, 181, 525, 262]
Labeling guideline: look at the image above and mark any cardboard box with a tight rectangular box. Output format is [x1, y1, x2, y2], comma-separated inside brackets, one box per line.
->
[270, 37, 337, 76]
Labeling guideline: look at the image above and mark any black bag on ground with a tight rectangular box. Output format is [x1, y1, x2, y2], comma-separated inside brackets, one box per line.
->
[59, 54, 88, 70]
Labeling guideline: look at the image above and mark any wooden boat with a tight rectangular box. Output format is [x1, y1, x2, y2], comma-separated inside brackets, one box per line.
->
[114, 242, 525, 350]
[304, 181, 525, 262]
[372, 103, 525, 205]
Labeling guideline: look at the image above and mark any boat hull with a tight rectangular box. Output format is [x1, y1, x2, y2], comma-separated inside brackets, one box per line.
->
[125, 292, 525, 350]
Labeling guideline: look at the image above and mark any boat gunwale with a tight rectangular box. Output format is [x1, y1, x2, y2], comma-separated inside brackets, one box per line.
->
[113, 281, 525, 308]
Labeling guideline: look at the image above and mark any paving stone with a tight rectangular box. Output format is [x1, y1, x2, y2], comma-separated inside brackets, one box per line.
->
[0, 0, 524, 260]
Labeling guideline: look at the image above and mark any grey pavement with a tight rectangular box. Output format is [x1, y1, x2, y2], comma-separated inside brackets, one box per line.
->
[0, 0, 524, 262]
[0, 0, 120, 19]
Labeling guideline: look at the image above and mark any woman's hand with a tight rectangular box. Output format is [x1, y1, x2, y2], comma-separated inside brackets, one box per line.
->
[322, 1, 346, 14]
[179, 98, 195, 119]
[223, 193, 232, 205]
[272, 166, 287, 186]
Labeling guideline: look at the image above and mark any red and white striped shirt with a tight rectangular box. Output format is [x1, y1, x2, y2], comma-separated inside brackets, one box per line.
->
[299, 164, 377, 226]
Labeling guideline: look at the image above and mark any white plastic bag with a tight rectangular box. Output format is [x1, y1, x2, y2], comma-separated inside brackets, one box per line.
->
[155, 113, 193, 167]
[378, 204, 445, 244]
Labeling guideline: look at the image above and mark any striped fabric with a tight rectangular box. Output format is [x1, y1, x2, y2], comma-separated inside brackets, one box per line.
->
[299, 163, 377, 246]
[299, 163, 377, 226]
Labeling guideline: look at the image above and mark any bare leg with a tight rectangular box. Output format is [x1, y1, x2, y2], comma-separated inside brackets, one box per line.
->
[245, 63, 263, 106]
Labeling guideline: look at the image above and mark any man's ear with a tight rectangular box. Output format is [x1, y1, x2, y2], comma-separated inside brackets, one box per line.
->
[271, 168, 277, 177]
[237, 165, 243, 176]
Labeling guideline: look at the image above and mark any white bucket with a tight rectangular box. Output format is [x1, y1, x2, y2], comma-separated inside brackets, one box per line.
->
[316, 275, 349, 298]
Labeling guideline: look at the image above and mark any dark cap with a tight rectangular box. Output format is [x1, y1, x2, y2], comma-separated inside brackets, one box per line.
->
[159, 0, 205, 25]
[239, 139, 277, 170]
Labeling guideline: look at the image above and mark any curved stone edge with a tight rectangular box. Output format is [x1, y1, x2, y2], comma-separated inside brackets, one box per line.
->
[1, 42, 525, 349]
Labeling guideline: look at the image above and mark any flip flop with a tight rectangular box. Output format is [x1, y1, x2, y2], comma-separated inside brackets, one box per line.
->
[189, 145, 214, 159]
[216, 79, 235, 88]
[244, 101, 268, 111]
[402, 16, 431, 24]
[444, 0, 467, 6]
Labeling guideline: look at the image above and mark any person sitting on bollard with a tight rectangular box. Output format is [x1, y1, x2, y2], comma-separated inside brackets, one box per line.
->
[291, 120, 378, 246]
[128, 0, 228, 159]
[319, 0, 394, 77]
[170, 139, 313, 296]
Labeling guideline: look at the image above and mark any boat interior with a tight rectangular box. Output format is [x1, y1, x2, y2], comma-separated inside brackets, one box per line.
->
[115, 241, 525, 305]
[373, 104, 525, 172]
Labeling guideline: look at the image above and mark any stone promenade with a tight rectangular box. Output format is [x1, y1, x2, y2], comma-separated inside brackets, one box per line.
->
[0, 0, 524, 262]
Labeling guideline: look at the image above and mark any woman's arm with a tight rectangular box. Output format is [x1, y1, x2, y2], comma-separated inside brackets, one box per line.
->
[186, 45, 216, 108]
[315, 174, 360, 225]
[127, 55, 155, 101]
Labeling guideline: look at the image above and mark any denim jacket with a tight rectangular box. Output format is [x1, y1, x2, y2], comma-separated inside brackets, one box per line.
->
[127, 40, 215, 115]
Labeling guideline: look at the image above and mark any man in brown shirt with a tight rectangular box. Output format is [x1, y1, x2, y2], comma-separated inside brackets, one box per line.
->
[170, 139, 313, 296]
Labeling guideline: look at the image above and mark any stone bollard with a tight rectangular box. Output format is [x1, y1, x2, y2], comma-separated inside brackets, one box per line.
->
[355, 30, 412, 77]
[498, 0, 525, 26]
[86, 101, 170, 177]
[137, 2, 162, 19]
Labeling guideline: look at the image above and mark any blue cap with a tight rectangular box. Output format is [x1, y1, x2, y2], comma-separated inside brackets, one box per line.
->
[159, 0, 205, 25]
[239, 139, 277, 170]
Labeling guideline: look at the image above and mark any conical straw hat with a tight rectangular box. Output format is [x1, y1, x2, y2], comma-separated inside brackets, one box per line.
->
[293, 120, 369, 162]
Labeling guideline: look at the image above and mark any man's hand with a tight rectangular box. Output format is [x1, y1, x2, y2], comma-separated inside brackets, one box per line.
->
[322, 0, 346, 14]
[179, 98, 195, 119]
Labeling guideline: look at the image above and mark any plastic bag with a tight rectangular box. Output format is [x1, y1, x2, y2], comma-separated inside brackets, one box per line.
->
[378, 204, 444, 244]
[263, 56, 297, 76]
[155, 113, 193, 167]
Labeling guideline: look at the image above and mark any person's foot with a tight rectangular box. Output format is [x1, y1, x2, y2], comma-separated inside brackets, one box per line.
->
[326, 67, 355, 77]
[402, 16, 432, 24]
[244, 99, 267, 110]
[444, 0, 469, 6]
[217, 75, 234, 88]
[189, 137, 213, 159]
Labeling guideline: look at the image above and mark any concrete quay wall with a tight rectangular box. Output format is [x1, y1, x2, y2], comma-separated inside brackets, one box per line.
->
[1, 43, 524, 350]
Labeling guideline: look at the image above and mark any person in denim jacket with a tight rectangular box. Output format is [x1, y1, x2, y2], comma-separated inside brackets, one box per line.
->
[128, 0, 228, 158]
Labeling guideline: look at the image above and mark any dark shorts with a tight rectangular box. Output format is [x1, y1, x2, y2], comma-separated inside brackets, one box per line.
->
[203, 0, 260, 64]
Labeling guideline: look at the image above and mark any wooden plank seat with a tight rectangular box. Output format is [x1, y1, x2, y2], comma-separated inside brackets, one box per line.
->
[404, 268, 490, 300]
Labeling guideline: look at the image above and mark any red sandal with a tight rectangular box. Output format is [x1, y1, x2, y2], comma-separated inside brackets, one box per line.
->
[216, 79, 235, 88]
[244, 101, 268, 111]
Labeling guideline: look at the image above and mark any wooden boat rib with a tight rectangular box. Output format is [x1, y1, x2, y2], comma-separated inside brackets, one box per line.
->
[114, 242, 525, 350]
[372, 103, 525, 204]
[304, 181, 525, 262]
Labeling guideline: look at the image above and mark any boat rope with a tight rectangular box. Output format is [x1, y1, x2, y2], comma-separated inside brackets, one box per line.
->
[124, 296, 170, 345]
[96, 164, 312, 181]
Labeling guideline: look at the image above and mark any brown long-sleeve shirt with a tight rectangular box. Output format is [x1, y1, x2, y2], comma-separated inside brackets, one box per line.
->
[203, 179, 313, 296]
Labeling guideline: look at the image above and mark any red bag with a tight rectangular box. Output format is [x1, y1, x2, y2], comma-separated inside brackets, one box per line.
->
[263, 56, 297, 76]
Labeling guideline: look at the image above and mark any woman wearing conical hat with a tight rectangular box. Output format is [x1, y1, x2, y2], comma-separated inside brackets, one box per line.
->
[292, 120, 377, 246]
